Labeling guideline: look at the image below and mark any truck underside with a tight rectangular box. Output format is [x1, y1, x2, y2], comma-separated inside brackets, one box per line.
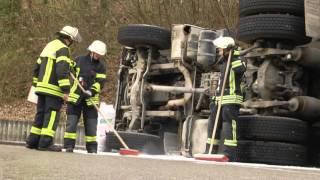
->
[106, 0, 320, 166]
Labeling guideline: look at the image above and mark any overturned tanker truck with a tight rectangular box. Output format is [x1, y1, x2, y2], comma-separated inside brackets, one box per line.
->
[106, 0, 320, 166]
[108, 24, 220, 156]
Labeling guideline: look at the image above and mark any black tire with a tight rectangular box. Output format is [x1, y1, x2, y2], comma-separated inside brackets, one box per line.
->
[309, 122, 320, 166]
[311, 121, 320, 140]
[238, 14, 311, 45]
[117, 24, 171, 50]
[237, 140, 307, 166]
[238, 115, 308, 143]
[311, 152, 320, 167]
[310, 121, 320, 152]
[105, 131, 164, 154]
[239, 0, 304, 17]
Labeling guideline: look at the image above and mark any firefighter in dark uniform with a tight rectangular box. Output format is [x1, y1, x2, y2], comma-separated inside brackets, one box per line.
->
[63, 40, 107, 153]
[26, 26, 82, 151]
[205, 37, 246, 161]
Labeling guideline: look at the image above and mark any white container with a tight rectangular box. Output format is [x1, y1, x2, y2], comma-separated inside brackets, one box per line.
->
[27, 86, 38, 104]
[305, 0, 320, 38]
[96, 102, 115, 152]
[171, 24, 206, 60]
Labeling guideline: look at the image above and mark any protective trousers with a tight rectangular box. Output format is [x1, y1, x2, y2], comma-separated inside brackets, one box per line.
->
[26, 94, 62, 148]
[206, 102, 240, 161]
[64, 99, 98, 153]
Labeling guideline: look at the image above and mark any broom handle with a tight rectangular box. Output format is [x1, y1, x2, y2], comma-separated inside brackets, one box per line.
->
[208, 50, 233, 154]
[70, 73, 129, 149]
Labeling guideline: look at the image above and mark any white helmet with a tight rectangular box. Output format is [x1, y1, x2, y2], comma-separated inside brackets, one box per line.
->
[59, 26, 82, 42]
[213, 36, 235, 49]
[88, 40, 107, 56]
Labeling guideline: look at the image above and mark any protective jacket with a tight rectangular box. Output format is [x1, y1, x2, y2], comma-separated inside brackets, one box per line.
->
[68, 54, 106, 106]
[214, 49, 246, 105]
[32, 38, 72, 98]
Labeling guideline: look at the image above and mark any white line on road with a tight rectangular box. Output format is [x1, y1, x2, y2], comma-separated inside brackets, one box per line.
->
[70, 149, 320, 174]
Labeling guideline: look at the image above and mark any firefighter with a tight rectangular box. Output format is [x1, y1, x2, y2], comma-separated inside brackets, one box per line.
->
[204, 36, 246, 161]
[63, 40, 107, 153]
[26, 26, 82, 151]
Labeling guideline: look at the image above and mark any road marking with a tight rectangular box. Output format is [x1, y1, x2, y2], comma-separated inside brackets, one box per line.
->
[70, 149, 320, 173]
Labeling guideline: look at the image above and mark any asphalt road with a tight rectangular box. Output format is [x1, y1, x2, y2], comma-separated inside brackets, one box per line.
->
[1, 144, 320, 180]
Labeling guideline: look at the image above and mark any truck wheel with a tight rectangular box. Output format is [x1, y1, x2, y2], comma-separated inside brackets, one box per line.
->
[117, 24, 171, 50]
[238, 115, 308, 143]
[239, 0, 304, 17]
[238, 14, 311, 45]
[105, 131, 164, 154]
[311, 121, 320, 140]
[311, 152, 320, 167]
[237, 140, 307, 166]
[309, 121, 320, 166]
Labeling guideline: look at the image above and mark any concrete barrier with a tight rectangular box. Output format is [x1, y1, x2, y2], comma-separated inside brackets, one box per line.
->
[0, 119, 85, 149]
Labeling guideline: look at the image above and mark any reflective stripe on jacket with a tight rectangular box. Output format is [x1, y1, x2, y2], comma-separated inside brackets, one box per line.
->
[33, 39, 72, 98]
[68, 54, 106, 106]
[214, 50, 246, 105]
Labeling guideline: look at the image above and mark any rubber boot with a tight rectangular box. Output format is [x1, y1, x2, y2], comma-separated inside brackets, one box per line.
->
[85, 118, 98, 153]
[26, 133, 40, 149]
[63, 115, 79, 150]
[86, 142, 98, 153]
[219, 122, 237, 162]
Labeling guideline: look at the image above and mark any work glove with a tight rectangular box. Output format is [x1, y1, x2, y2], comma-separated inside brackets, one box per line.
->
[63, 93, 69, 102]
[83, 90, 93, 98]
